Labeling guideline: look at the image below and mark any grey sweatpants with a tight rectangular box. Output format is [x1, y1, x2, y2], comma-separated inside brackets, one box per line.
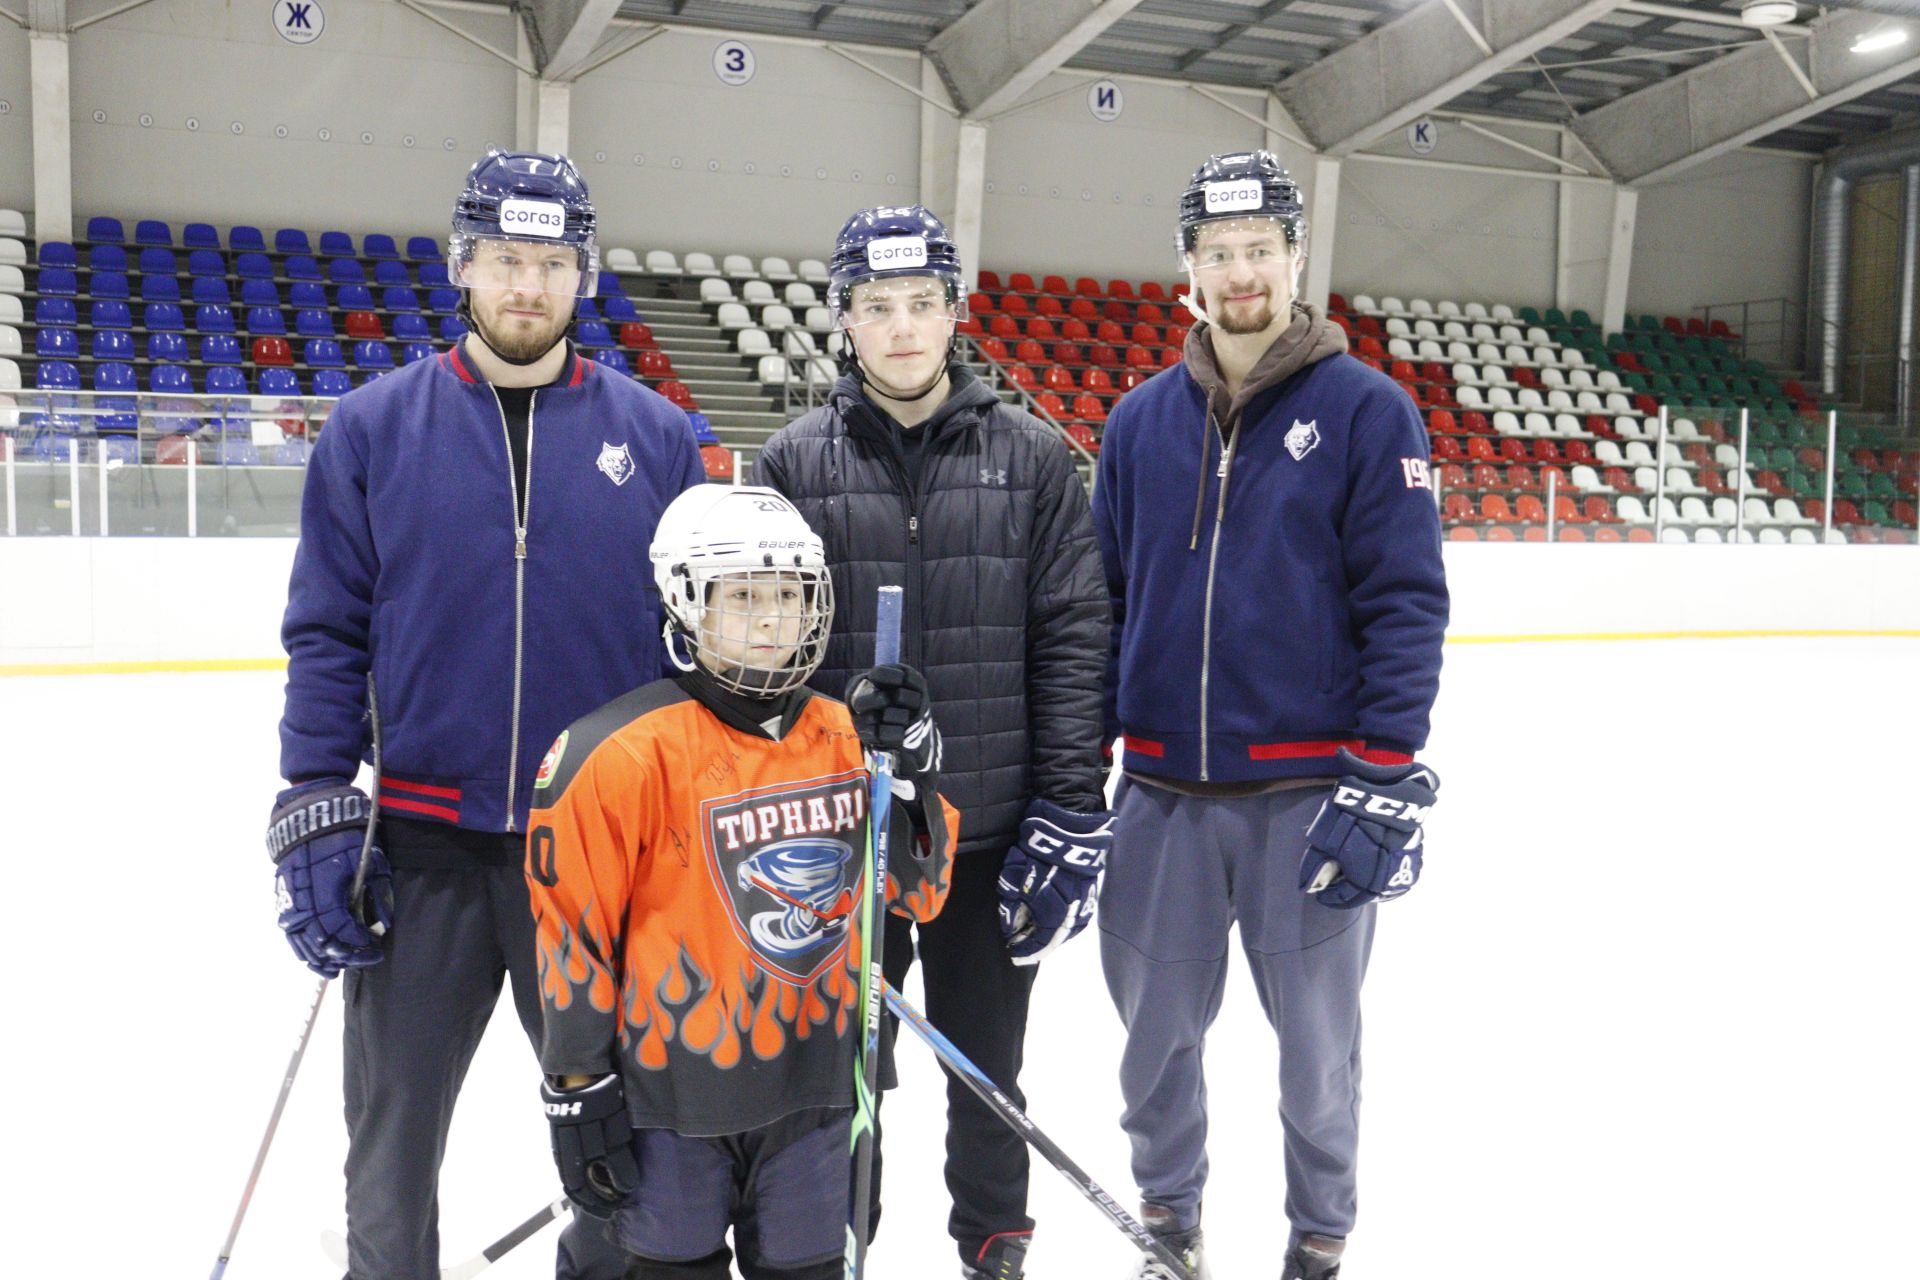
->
[341, 865, 629, 1280]
[1098, 778, 1376, 1244]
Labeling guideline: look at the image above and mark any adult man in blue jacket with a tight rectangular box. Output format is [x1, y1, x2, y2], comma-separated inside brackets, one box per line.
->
[269, 151, 704, 1280]
[1094, 151, 1449, 1280]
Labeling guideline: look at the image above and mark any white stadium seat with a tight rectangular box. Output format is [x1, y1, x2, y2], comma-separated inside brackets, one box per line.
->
[1595, 370, 1622, 391]
[760, 303, 795, 330]
[1380, 296, 1406, 314]
[1571, 464, 1608, 492]
[0, 294, 20, 325]
[1659, 527, 1690, 544]
[0, 237, 25, 265]
[780, 329, 817, 356]
[685, 252, 720, 277]
[1436, 300, 1461, 317]
[1617, 495, 1651, 523]
[0, 209, 27, 237]
[1490, 303, 1515, 321]
[1351, 294, 1379, 313]
[715, 301, 753, 330]
[1485, 387, 1516, 409]
[736, 328, 772, 356]
[1712, 497, 1740, 525]
[1775, 499, 1816, 526]
[1552, 413, 1584, 438]
[1787, 528, 1817, 545]
[1515, 388, 1545, 410]
[1413, 319, 1440, 339]
[0, 265, 26, 294]
[1593, 441, 1626, 468]
[645, 250, 681, 276]
[1408, 298, 1433, 315]
[742, 279, 777, 305]
[1385, 317, 1411, 338]
[805, 305, 834, 333]
[723, 254, 758, 279]
[1491, 410, 1523, 436]
[0, 356, 21, 390]
[1462, 301, 1488, 319]
[1523, 412, 1552, 437]
[797, 258, 830, 284]
[784, 282, 819, 308]
[604, 248, 639, 271]
[699, 277, 735, 302]
[761, 257, 797, 282]
[0, 324, 20, 356]
[757, 354, 791, 384]
[1693, 527, 1723, 544]
[1757, 527, 1787, 544]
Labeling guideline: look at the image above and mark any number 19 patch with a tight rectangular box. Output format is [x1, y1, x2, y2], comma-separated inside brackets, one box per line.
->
[1400, 458, 1431, 490]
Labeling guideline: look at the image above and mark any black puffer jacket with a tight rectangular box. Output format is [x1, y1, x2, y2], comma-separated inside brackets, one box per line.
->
[754, 368, 1108, 856]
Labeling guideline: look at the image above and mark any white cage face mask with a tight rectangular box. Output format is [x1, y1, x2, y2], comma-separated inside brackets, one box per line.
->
[450, 234, 599, 301]
[668, 568, 836, 698]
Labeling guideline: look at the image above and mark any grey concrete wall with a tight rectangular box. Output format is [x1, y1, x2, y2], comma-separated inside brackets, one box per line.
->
[1628, 149, 1812, 322]
[0, 23, 32, 218]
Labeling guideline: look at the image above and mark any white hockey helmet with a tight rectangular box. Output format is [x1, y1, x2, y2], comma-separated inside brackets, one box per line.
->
[650, 484, 834, 697]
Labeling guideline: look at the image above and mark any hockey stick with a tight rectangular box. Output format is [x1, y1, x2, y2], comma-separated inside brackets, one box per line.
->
[883, 983, 1197, 1280]
[209, 674, 382, 1280]
[846, 584, 903, 1280]
[322, 1198, 569, 1280]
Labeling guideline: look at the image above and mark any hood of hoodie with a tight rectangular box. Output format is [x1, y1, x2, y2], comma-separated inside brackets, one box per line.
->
[828, 363, 1002, 445]
[1178, 302, 1349, 551]
[1182, 302, 1350, 433]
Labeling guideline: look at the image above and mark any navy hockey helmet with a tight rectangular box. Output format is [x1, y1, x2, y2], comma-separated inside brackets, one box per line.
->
[827, 205, 966, 317]
[450, 149, 599, 299]
[1176, 150, 1306, 262]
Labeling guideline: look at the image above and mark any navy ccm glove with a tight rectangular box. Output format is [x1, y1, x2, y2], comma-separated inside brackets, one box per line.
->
[266, 780, 393, 977]
[542, 1074, 641, 1219]
[1298, 750, 1440, 910]
[998, 799, 1113, 965]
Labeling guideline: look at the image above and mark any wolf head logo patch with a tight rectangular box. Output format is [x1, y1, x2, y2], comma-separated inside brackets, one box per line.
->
[1284, 419, 1320, 461]
[596, 441, 635, 486]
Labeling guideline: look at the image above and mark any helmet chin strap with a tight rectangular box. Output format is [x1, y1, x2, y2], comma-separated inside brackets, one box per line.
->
[847, 325, 959, 405]
[457, 293, 571, 368]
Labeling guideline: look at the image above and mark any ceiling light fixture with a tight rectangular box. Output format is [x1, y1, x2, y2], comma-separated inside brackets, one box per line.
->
[1850, 25, 1909, 55]
[1740, 1, 1798, 27]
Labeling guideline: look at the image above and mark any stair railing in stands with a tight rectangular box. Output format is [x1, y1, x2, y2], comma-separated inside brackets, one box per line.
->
[951, 333, 1099, 472]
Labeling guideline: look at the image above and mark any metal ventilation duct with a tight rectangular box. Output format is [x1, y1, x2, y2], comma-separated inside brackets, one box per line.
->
[1809, 125, 1920, 396]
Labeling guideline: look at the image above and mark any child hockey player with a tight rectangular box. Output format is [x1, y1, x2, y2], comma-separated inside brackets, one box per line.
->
[526, 483, 956, 1279]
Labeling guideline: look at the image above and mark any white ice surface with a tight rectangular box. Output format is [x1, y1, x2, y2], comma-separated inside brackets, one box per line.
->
[5, 636, 1917, 1279]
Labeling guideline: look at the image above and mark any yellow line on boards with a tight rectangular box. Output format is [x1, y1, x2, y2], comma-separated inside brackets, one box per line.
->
[0, 657, 290, 677]
[4, 629, 1919, 677]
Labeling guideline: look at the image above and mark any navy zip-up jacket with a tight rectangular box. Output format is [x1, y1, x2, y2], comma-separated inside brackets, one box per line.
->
[279, 342, 706, 833]
[1093, 344, 1448, 784]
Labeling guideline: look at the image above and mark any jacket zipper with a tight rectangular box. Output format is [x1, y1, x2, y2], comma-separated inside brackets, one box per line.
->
[1198, 413, 1232, 782]
[492, 386, 537, 833]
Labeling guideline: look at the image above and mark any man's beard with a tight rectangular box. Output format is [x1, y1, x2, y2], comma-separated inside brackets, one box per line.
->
[1213, 290, 1278, 335]
[471, 300, 568, 362]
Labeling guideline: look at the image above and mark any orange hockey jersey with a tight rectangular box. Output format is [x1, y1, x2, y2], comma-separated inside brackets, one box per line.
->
[527, 675, 956, 1136]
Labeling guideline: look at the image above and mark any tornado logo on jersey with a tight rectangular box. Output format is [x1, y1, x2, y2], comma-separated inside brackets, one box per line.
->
[702, 771, 869, 985]
[737, 838, 855, 963]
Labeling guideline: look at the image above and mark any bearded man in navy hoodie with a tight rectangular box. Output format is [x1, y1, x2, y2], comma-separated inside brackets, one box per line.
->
[269, 151, 704, 1280]
[1093, 151, 1449, 1280]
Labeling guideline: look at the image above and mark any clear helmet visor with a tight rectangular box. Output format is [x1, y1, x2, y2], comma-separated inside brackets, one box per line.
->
[450, 232, 600, 302]
[666, 567, 836, 698]
[1179, 216, 1305, 327]
[832, 274, 970, 332]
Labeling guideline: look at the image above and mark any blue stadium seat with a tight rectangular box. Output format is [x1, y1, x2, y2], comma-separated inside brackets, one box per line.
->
[419, 261, 451, 289]
[401, 342, 435, 365]
[90, 300, 132, 330]
[336, 283, 374, 311]
[87, 216, 126, 243]
[36, 327, 78, 358]
[39, 241, 79, 269]
[147, 331, 189, 363]
[90, 271, 130, 300]
[256, 368, 301, 396]
[140, 274, 180, 303]
[236, 252, 275, 280]
[591, 347, 630, 375]
[576, 298, 600, 321]
[148, 363, 192, 393]
[391, 313, 430, 341]
[305, 338, 345, 368]
[407, 236, 440, 261]
[34, 297, 77, 327]
[37, 360, 80, 390]
[373, 259, 412, 287]
[201, 334, 243, 365]
[328, 257, 366, 285]
[295, 309, 334, 338]
[246, 306, 286, 335]
[319, 231, 355, 258]
[597, 274, 626, 297]
[195, 304, 236, 334]
[229, 225, 266, 253]
[364, 234, 399, 260]
[93, 361, 137, 391]
[240, 278, 280, 307]
[289, 281, 328, 309]
[687, 413, 718, 445]
[88, 243, 128, 272]
[353, 340, 394, 371]
[427, 288, 460, 314]
[219, 436, 262, 465]
[275, 229, 312, 255]
[138, 247, 177, 276]
[312, 368, 352, 396]
[575, 321, 613, 349]
[93, 362, 139, 436]
[187, 249, 226, 278]
[440, 314, 468, 341]
[382, 286, 420, 313]
[191, 277, 231, 306]
[205, 365, 248, 395]
[36, 267, 78, 295]
[91, 329, 133, 360]
[272, 437, 310, 466]
[134, 220, 172, 247]
[144, 302, 185, 332]
[183, 222, 221, 250]
[603, 295, 639, 323]
[284, 255, 322, 281]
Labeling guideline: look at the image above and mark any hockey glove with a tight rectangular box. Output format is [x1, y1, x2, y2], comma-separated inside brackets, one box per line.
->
[542, 1074, 641, 1220]
[997, 799, 1112, 966]
[267, 780, 393, 977]
[1297, 749, 1440, 910]
[845, 663, 942, 802]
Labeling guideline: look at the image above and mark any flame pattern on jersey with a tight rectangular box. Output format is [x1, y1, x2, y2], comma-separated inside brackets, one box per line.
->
[527, 680, 954, 1134]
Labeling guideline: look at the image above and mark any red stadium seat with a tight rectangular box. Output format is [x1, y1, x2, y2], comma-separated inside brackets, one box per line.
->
[1471, 463, 1503, 491]
[1008, 272, 1037, 294]
[1015, 339, 1047, 365]
[1131, 323, 1160, 347]
[1088, 344, 1121, 368]
[1006, 364, 1039, 392]
[1041, 274, 1069, 295]
[1107, 279, 1136, 300]
[968, 291, 995, 315]
[1428, 409, 1459, 435]
[1515, 495, 1547, 524]
[1126, 346, 1156, 370]
[1465, 437, 1496, 463]
[638, 349, 674, 378]
[1136, 303, 1166, 325]
[1103, 299, 1132, 323]
[1523, 526, 1549, 542]
[1096, 320, 1126, 344]
[1035, 390, 1067, 420]
[1462, 411, 1491, 434]
[1044, 365, 1076, 393]
[1594, 526, 1623, 543]
[990, 315, 1020, 340]
[1000, 294, 1031, 317]
[1065, 421, 1101, 453]
[1431, 438, 1464, 463]
[1443, 493, 1475, 523]
[1027, 316, 1058, 343]
[1626, 527, 1655, 542]
[1069, 297, 1098, 321]
[1119, 368, 1149, 392]
[1447, 526, 1479, 542]
[1558, 527, 1587, 543]
[1328, 292, 1350, 313]
[1506, 465, 1537, 492]
[1082, 367, 1114, 394]
[1053, 342, 1085, 367]
[252, 336, 293, 366]
[1498, 438, 1529, 464]
[1061, 318, 1092, 342]
[620, 322, 656, 350]
[1161, 346, 1182, 368]
[1439, 463, 1469, 490]
[1034, 296, 1064, 318]
[1073, 393, 1107, 424]
[977, 337, 1009, 362]
[977, 271, 1003, 292]
[658, 380, 696, 409]
[700, 444, 733, 480]
[1480, 494, 1515, 523]
[1139, 282, 1168, 302]
[344, 311, 384, 340]
[1074, 277, 1102, 298]
[1485, 525, 1518, 542]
